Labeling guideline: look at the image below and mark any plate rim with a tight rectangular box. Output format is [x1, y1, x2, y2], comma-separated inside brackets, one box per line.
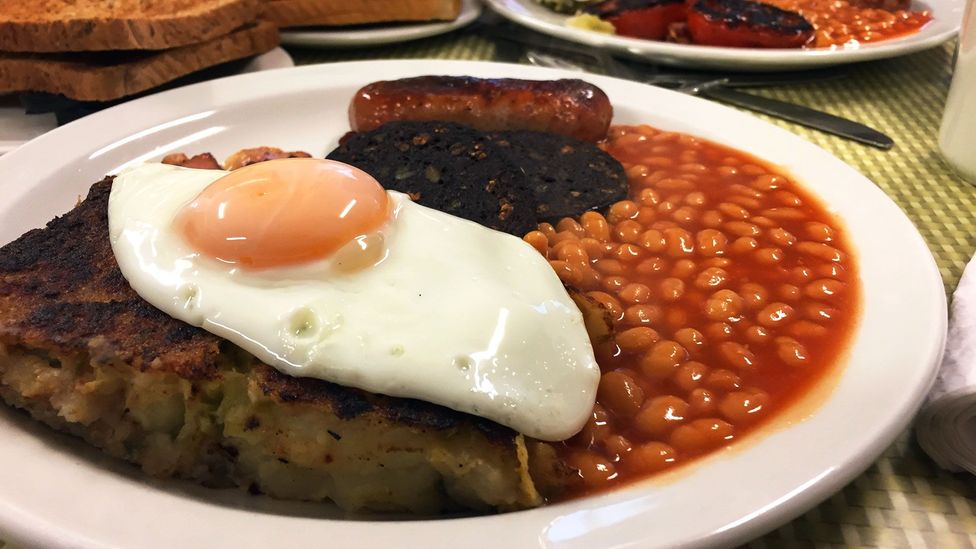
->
[484, 0, 963, 70]
[0, 59, 948, 549]
[280, 0, 482, 48]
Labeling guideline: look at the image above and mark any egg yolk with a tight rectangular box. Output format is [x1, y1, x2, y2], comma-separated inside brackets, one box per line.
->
[175, 158, 389, 269]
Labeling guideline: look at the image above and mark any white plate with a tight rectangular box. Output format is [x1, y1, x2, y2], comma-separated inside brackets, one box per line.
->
[241, 47, 296, 73]
[0, 47, 295, 156]
[485, 0, 963, 70]
[280, 0, 482, 48]
[0, 60, 946, 548]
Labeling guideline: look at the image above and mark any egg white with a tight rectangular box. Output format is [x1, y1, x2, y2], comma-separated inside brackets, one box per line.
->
[108, 162, 600, 441]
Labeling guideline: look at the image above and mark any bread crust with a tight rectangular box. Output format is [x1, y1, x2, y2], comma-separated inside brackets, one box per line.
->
[263, 0, 461, 28]
[0, 21, 279, 102]
[0, 0, 260, 52]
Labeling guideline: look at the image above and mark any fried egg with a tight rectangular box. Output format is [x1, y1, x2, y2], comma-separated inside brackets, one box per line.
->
[108, 159, 600, 441]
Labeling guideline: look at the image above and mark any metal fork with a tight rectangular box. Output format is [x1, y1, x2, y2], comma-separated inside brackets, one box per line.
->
[522, 48, 893, 149]
[477, 15, 894, 149]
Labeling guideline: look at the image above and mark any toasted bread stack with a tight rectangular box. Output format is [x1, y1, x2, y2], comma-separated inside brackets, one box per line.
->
[263, 0, 462, 28]
[0, 0, 279, 102]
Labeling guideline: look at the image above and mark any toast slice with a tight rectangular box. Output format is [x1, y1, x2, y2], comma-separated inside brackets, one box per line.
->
[263, 0, 461, 28]
[0, 174, 571, 513]
[0, 21, 279, 102]
[0, 0, 261, 52]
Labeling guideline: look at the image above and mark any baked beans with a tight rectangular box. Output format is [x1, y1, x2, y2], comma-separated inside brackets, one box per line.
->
[763, 0, 932, 48]
[527, 125, 859, 499]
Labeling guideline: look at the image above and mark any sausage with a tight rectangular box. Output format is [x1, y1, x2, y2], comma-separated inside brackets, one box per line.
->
[348, 76, 613, 142]
[687, 0, 814, 48]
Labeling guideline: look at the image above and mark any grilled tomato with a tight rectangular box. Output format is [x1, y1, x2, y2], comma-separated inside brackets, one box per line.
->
[687, 0, 814, 48]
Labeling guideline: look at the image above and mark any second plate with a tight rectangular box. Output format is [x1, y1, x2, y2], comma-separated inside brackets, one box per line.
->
[485, 0, 963, 70]
[281, 0, 482, 48]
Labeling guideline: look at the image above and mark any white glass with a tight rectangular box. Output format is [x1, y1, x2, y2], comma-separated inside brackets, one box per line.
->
[939, 0, 976, 183]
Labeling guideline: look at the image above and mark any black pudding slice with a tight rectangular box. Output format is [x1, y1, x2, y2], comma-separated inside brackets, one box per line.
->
[488, 130, 628, 222]
[327, 121, 538, 236]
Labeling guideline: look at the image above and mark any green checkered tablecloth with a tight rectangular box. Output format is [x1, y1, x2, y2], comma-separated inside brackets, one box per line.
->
[288, 34, 976, 548]
[3, 25, 975, 549]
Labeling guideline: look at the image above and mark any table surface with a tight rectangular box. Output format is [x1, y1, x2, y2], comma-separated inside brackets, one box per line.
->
[3, 20, 976, 549]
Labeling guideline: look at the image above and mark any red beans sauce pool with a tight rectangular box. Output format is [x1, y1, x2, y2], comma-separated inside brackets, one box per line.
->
[522, 125, 860, 497]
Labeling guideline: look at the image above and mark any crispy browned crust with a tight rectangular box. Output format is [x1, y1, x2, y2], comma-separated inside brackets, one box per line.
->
[222, 147, 312, 170]
[0, 177, 515, 444]
[0, 0, 260, 52]
[0, 21, 280, 102]
[161, 152, 223, 170]
[162, 148, 312, 171]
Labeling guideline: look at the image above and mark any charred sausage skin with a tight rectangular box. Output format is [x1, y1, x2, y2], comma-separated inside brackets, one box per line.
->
[349, 76, 613, 143]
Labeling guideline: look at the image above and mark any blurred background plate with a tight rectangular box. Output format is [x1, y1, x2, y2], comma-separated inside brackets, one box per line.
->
[280, 0, 481, 48]
[484, 0, 964, 70]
